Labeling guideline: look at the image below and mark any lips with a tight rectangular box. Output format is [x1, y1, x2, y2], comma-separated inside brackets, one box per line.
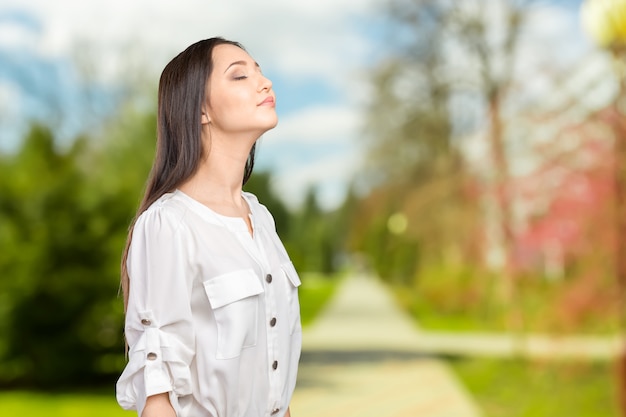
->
[258, 96, 275, 106]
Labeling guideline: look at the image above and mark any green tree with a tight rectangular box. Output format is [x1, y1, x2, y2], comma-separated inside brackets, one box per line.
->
[0, 124, 126, 387]
[285, 187, 347, 274]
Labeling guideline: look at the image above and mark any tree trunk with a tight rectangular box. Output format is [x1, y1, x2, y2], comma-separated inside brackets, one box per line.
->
[487, 90, 515, 301]
[613, 93, 626, 417]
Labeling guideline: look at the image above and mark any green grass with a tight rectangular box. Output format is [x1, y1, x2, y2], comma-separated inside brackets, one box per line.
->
[0, 390, 133, 416]
[450, 357, 619, 417]
[299, 272, 339, 326]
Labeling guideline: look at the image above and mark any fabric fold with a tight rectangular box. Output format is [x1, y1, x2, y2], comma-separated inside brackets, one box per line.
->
[117, 326, 194, 415]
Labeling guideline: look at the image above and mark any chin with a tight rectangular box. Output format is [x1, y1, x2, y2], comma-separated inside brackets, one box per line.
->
[263, 116, 279, 130]
[248, 115, 278, 136]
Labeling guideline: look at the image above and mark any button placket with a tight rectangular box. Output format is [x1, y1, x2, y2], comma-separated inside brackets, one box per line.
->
[265, 271, 279, 330]
[250, 229, 281, 411]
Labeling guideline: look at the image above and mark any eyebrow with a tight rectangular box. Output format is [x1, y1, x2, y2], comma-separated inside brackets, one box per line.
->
[224, 60, 261, 73]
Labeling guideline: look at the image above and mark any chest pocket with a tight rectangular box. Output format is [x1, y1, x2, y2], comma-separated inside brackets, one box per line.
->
[281, 262, 302, 335]
[203, 269, 264, 360]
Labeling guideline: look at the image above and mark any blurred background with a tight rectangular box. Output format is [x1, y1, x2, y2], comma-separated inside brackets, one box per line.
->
[1, 0, 625, 415]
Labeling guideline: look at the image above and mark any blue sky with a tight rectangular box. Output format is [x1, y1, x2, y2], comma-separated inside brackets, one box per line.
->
[0, 0, 595, 209]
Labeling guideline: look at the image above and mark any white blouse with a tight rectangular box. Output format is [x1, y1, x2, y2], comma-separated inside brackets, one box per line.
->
[116, 190, 302, 417]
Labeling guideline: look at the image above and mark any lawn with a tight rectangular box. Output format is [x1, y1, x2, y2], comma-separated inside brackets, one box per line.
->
[298, 272, 339, 326]
[0, 390, 132, 416]
[450, 357, 619, 417]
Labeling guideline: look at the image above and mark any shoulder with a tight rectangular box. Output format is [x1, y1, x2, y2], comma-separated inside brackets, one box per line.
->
[134, 193, 191, 239]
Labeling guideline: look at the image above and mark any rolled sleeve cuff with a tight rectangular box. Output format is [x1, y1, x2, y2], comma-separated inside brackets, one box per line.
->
[116, 327, 193, 416]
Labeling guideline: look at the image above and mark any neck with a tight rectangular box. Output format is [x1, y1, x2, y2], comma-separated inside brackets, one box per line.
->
[179, 130, 254, 211]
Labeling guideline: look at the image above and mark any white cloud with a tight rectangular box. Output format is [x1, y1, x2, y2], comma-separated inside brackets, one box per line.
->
[0, 0, 377, 86]
[0, 20, 37, 49]
[266, 105, 360, 144]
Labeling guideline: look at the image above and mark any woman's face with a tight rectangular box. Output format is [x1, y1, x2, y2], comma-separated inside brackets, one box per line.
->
[203, 44, 277, 137]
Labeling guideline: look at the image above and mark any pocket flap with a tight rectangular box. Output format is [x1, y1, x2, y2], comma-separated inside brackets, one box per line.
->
[281, 262, 302, 287]
[203, 269, 264, 309]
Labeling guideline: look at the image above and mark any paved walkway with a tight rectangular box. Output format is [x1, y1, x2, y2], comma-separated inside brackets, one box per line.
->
[290, 275, 484, 417]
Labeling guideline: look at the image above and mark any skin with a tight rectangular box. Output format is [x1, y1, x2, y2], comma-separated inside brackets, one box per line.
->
[143, 393, 175, 417]
[180, 43, 277, 235]
[142, 44, 291, 416]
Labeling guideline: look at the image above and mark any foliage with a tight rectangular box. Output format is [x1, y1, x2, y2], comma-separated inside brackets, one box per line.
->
[0, 124, 127, 388]
[393, 263, 502, 331]
[395, 262, 619, 334]
[0, 95, 343, 387]
[284, 187, 347, 274]
[451, 358, 619, 417]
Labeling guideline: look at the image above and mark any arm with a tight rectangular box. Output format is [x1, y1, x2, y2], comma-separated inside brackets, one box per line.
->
[117, 207, 195, 416]
[285, 407, 291, 417]
[142, 393, 176, 417]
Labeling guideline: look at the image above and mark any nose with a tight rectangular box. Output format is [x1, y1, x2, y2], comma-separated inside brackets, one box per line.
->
[258, 73, 272, 92]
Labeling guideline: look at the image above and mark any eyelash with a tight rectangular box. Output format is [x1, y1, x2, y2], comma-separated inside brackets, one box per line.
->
[233, 75, 248, 80]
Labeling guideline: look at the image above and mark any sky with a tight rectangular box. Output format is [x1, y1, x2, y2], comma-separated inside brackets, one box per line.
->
[0, 0, 597, 209]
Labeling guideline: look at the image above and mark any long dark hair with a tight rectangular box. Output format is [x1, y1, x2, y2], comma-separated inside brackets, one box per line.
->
[121, 37, 256, 310]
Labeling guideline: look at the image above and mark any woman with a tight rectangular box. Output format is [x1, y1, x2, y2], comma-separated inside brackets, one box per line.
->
[116, 38, 302, 417]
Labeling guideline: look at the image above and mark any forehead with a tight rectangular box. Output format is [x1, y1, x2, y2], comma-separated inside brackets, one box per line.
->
[211, 44, 254, 70]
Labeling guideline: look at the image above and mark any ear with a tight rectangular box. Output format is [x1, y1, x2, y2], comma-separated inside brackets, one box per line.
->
[201, 111, 211, 125]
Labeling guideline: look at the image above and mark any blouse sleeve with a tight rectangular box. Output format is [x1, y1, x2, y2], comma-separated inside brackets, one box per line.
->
[116, 205, 195, 416]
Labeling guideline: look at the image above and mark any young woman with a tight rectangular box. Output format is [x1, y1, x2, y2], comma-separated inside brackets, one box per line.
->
[116, 38, 301, 417]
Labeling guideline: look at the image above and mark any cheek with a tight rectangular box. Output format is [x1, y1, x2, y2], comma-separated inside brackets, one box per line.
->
[212, 90, 251, 118]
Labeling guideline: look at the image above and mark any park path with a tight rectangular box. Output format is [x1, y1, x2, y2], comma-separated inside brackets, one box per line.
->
[289, 275, 484, 417]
